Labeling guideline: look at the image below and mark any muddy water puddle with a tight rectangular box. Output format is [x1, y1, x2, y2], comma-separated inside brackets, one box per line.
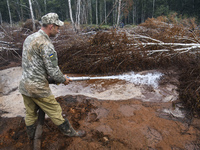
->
[51, 71, 178, 103]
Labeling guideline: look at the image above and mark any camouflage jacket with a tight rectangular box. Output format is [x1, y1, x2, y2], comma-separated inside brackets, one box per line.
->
[19, 29, 66, 98]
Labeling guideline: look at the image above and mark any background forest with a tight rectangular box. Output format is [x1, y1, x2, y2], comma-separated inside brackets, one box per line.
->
[1, 0, 200, 26]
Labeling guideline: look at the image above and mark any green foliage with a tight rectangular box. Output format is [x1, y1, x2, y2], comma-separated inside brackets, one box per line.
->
[154, 5, 169, 17]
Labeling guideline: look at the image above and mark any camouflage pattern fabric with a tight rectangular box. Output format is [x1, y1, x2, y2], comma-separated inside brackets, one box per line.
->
[19, 29, 66, 98]
[41, 13, 64, 26]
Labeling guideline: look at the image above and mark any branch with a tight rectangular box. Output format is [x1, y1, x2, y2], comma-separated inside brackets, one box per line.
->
[0, 47, 20, 51]
[124, 30, 164, 43]
[189, 30, 200, 44]
[0, 41, 14, 45]
[133, 34, 164, 43]
[174, 46, 200, 52]
[177, 36, 197, 43]
[0, 25, 14, 41]
[128, 43, 200, 47]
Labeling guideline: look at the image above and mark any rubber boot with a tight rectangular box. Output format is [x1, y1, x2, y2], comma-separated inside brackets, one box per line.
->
[26, 124, 36, 140]
[58, 119, 85, 137]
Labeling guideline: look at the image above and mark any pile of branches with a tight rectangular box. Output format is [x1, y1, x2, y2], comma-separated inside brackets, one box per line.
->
[0, 19, 40, 67]
[131, 15, 200, 116]
[0, 24, 27, 67]
[55, 14, 200, 116]
[179, 59, 200, 117]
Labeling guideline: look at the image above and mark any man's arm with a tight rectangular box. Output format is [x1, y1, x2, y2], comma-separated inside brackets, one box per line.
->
[42, 44, 69, 84]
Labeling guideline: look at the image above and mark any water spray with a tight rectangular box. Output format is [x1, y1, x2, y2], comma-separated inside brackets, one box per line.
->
[68, 72, 163, 88]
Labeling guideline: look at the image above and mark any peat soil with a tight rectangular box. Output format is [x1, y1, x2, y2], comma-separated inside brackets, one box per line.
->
[1, 94, 200, 150]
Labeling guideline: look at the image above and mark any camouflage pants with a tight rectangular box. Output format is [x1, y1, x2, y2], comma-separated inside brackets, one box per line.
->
[22, 94, 65, 126]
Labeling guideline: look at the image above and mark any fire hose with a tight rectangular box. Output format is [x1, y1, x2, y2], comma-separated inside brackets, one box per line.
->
[68, 76, 91, 81]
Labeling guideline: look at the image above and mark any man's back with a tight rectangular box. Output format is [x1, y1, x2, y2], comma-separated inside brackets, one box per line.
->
[19, 30, 54, 98]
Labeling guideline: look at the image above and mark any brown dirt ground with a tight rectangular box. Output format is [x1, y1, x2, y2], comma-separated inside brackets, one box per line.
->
[1, 95, 200, 150]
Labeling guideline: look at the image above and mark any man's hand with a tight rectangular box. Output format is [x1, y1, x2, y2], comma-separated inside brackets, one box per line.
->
[63, 75, 72, 85]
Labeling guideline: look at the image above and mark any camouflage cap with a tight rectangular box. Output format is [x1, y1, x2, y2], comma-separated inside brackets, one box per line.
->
[41, 13, 64, 26]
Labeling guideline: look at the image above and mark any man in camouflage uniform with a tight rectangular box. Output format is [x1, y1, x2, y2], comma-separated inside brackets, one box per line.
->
[19, 13, 85, 139]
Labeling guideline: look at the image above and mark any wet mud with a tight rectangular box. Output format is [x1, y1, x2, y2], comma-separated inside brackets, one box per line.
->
[1, 95, 200, 150]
